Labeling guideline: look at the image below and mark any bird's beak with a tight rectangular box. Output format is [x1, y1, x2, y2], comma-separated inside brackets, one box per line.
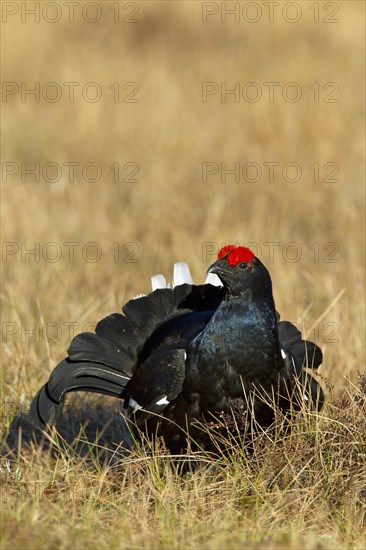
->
[207, 258, 230, 279]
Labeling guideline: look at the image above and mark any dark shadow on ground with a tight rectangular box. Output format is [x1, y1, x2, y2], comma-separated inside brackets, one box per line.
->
[2, 394, 137, 466]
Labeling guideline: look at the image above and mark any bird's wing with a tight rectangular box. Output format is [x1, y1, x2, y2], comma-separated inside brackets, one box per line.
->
[126, 348, 187, 426]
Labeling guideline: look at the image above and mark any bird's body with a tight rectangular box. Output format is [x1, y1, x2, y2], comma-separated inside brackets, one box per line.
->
[29, 245, 324, 453]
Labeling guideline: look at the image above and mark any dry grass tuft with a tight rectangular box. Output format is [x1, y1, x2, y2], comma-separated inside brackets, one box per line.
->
[1, 377, 365, 549]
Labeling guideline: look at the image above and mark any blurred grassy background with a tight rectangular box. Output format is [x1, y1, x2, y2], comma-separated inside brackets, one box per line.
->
[2, 0, 365, 405]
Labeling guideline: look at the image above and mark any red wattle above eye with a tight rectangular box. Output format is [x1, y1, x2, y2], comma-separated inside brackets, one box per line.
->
[218, 245, 236, 259]
[217, 245, 255, 265]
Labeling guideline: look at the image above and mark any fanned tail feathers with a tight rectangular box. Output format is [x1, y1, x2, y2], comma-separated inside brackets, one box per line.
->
[29, 262, 224, 429]
[278, 320, 324, 409]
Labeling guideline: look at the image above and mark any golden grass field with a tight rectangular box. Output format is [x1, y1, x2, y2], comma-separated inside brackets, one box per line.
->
[1, 1, 365, 548]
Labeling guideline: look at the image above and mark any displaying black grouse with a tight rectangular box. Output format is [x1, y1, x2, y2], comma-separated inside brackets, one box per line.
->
[29, 245, 324, 453]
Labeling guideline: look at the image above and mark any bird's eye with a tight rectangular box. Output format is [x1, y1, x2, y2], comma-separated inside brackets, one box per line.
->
[238, 262, 248, 269]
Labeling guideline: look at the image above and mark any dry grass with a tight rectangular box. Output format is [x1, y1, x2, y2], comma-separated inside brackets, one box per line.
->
[1, 1, 365, 549]
[1, 384, 366, 550]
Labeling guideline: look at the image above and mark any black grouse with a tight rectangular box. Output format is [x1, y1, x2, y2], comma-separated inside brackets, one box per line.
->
[29, 245, 324, 453]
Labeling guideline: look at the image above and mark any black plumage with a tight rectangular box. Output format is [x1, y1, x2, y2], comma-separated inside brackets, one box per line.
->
[29, 246, 324, 453]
